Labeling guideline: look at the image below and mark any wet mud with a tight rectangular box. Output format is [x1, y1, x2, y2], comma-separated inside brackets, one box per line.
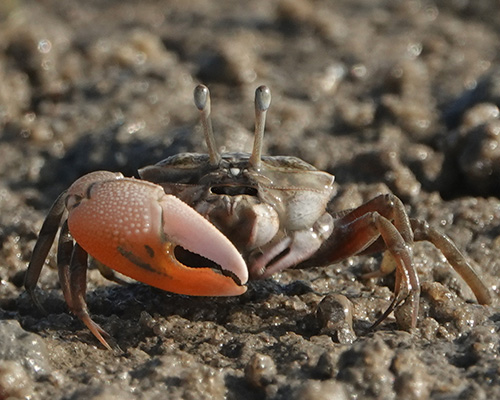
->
[1, 1, 500, 399]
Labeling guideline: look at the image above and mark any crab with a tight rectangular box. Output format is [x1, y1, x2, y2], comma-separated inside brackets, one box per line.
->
[25, 85, 491, 350]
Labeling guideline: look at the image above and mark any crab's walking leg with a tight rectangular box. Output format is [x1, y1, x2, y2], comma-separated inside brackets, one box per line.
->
[311, 193, 490, 327]
[336, 195, 491, 306]
[299, 194, 421, 327]
[57, 220, 74, 309]
[69, 243, 112, 351]
[58, 221, 116, 349]
[322, 210, 420, 328]
[334, 194, 414, 243]
[410, 219, 492, 305]
[344, 195, 413, 279]
[24, 191, 67, 311]
[94, 262, 130, 286]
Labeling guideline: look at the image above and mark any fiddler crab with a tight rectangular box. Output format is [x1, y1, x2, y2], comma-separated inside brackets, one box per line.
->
[25, 85, 491, 350]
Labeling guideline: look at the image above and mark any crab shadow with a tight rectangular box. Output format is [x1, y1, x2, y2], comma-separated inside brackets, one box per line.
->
[14, 277, 325, 350]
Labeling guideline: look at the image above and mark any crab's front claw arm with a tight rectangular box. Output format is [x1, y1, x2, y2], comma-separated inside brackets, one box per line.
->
[67, 171, 248, 296]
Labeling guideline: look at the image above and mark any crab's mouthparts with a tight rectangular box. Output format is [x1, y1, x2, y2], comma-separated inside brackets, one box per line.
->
[211, 185, 258, 196]
[174, 245, 244, 286]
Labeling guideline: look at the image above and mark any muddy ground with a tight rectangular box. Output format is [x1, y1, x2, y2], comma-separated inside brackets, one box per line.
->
[1, 0, 500, 399]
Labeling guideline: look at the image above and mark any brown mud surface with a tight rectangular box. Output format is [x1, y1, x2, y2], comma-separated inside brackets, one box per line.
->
[1, 1, 500, 399]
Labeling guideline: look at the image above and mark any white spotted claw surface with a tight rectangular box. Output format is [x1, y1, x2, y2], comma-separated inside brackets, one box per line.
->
[65, 171, 248, 296]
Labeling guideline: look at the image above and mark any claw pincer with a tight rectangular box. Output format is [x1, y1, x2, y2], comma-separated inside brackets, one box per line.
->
[66, 171, 247, 296]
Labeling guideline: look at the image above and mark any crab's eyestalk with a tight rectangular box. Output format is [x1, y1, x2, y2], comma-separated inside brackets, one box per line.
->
[249, 85, 271, 169]
[194, 85, 221, 166]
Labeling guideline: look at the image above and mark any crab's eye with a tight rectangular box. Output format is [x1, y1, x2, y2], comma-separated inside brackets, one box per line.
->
[210, 186, 258, 196]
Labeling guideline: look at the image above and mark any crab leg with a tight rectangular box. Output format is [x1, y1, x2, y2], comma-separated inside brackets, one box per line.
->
[410, 219, 492, 305]
[307, 193, 490, 327]
[333, 195, 491, 306]
[333, 194, 414, 243]
[321, 211, 420, 328]
[57, 220, 74, 309]
[25, 191, 68, 311]
[68, 242, 112, 350]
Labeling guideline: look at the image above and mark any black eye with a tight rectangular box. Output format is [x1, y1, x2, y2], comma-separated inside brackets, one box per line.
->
[210, 186, 258, 196]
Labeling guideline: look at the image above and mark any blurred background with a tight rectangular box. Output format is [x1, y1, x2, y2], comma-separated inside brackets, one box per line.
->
[1, 1, 499, 399]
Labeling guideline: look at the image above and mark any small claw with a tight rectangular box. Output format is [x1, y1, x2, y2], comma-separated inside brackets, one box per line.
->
[27, 290, 48, 316]
[66, 172, 247, 297]
[77, 309, 113, 351]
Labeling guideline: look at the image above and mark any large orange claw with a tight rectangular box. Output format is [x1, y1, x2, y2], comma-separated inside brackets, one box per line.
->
[66, 171, 248, 296]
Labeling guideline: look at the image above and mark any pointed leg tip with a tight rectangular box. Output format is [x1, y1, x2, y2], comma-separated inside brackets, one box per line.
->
[27, 289, 48, 316]
[96, 335, 113, 351]
[77, 312, 115, 351]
